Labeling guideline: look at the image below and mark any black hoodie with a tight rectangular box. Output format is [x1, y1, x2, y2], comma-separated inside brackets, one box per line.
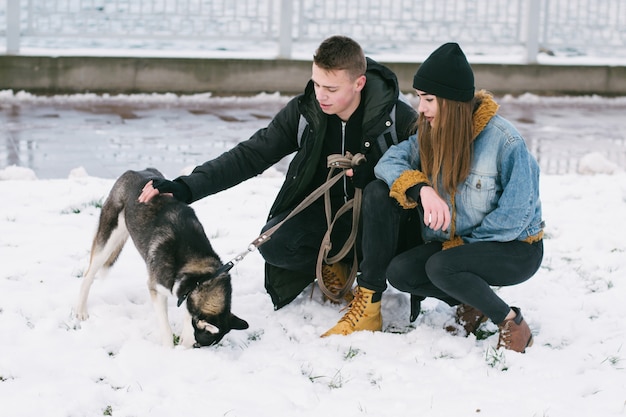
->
[178, 58, 418, 308]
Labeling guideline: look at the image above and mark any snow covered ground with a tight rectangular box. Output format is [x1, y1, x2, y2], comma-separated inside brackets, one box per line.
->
[0, 157, 625, 417]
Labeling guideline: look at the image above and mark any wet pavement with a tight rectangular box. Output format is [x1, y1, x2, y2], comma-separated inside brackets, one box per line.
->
[1, 94, 625, 179]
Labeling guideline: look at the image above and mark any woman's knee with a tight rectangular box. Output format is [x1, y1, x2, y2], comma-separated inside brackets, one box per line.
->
[424, 252, 451, 287]
[386, 257, 413, 292]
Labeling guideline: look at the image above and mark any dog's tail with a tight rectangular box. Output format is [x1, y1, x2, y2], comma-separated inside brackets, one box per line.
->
[76, 178, 131, 320]
[86, 174, 133, 275]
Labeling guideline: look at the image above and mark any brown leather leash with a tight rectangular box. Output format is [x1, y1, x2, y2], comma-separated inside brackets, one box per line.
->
[195, 153, 365, 305]
[313, 153, 364, 302]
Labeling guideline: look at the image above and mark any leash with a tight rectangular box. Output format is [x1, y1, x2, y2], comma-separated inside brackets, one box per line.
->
[178, 152, 365, 307]
[314, 153, 364, 302]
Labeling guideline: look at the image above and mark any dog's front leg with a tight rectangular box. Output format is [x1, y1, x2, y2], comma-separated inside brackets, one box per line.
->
[179, 307, 196, 348]
[150, 287, 174, 348]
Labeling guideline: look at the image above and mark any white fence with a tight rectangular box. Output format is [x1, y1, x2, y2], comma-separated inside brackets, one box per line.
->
[2, 0, 626, 63]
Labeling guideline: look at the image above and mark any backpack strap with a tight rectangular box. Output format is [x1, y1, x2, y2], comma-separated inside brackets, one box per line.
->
[375, 103, 398, 154]
[297, 114, 308, 148]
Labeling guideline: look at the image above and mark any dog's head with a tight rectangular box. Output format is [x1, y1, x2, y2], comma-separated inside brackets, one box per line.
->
[191, 312, 249, 347]
[179, 272, 249, 347]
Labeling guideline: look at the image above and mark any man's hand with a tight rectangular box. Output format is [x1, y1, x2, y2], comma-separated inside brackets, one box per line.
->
[346, 158, 375, 189]
[138, 180, 161, 203]
[138, 178, 191, 203]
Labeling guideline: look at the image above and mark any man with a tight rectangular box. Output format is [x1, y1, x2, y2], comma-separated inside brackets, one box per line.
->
[138, 35, 417, 313]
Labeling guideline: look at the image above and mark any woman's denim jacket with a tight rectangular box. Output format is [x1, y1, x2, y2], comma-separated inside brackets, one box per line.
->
[374, 113, 544, 244]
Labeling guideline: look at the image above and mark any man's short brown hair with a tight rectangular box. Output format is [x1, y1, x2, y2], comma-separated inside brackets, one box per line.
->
[313, 35, 367, 80]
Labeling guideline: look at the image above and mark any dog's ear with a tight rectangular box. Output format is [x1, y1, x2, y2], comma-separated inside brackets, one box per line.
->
[176, 273, 200, 307]
[177, 293, 189, 307]
[230, 313, 249, 330]
[195, 319, 220, 334]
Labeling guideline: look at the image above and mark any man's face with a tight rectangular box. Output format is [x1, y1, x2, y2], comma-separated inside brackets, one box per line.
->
[311, 63, 365, 122]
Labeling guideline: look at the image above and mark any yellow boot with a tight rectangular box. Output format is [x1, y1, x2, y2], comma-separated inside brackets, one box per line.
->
[320, 262, 354, 303]
[321, 286, 382, 337]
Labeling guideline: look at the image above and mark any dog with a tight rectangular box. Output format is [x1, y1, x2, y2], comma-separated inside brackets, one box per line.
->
[74, 168, 248, 348]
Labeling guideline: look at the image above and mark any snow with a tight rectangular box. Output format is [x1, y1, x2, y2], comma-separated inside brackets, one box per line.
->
[1, 25, 626, 414]
[8, 43, 626, 67]
[1, 141, 625, 417]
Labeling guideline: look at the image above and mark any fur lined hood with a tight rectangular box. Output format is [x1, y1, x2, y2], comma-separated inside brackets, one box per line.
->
[472, 90, 499, 140]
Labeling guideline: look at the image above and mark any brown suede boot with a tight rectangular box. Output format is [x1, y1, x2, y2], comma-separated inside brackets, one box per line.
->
[320, 286, 382, 337]
[446, 303, 487, 336]
[497, 307, 534, 353]
[320, 263, 354, 303]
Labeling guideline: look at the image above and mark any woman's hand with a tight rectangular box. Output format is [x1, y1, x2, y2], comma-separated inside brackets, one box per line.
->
[420, 186, 451, 231]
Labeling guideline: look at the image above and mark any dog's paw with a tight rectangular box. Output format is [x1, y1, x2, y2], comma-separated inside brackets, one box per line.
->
[178, 313, 195, 348]
[178, 334, 195, 349]
[74, 308, 89, 321]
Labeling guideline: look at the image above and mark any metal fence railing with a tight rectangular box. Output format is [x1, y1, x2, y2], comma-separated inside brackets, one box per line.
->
[1, 0, 625, 63]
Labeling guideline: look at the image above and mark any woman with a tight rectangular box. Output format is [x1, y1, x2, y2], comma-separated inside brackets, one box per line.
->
[322, 42, 544, 353]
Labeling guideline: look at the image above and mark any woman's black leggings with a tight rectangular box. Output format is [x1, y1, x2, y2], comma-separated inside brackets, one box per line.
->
[359, 180, 544, 324]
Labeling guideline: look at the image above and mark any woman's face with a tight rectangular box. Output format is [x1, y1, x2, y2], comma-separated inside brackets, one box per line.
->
[416, 90, 438, 127]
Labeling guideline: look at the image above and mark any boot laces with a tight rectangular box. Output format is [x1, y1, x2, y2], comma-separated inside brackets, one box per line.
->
[322, 265, 344, 290]
[338, 288, 367, 326]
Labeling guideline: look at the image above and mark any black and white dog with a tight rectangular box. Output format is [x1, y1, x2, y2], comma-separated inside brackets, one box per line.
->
[74, 168, 248, 348]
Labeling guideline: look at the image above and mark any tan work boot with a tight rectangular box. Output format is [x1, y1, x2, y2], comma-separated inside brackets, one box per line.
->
[446, 303, 488, 336]
[497, 307, 533, 353]
[320, 286, 382, 337]
[320, 263, 354, 303]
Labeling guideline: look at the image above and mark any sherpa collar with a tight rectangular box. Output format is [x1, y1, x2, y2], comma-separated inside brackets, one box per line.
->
[472, 90, 499, 140]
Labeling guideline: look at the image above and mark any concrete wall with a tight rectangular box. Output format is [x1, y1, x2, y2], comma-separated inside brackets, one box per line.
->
[1, 55, 625, 96]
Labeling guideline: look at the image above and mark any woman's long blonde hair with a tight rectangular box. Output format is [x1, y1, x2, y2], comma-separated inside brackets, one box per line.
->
[417, 96, 476, 196]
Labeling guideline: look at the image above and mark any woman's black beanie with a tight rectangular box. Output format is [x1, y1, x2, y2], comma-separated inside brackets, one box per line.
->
[413, 42, 475, 102]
